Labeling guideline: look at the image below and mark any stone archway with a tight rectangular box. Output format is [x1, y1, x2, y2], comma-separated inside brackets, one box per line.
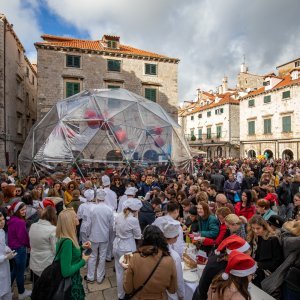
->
[207, 147, 212, 159]
[248, 149, 256, 158]
[282, 149, 293, 160]
[216, 146, 222, 157]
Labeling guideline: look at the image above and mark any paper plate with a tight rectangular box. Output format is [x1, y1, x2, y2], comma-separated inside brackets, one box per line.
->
[183, 269, 199, 283]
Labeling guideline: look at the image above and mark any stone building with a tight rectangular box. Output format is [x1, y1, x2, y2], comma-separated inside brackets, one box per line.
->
[179, 78, 240, 158]
[35, 34, 179, 121]
[239, 67, 300, 160]
[237, 62, 265, 91]
[0, 14, 37, 168]
[277, 57, 300, 77]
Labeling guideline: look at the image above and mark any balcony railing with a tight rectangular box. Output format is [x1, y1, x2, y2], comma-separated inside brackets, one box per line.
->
[185, 132, 228, 143]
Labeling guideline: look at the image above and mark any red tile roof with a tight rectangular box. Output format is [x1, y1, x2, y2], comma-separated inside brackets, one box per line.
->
[241, 73, 300, 99]
[181, 92, 239, 116]
[35, 34, 179, 62]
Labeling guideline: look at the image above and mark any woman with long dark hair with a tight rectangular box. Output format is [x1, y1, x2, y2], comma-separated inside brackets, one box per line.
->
[7, 201, 31, 299]
[234, 190, 256, 220]
[123, 225, 177, 299]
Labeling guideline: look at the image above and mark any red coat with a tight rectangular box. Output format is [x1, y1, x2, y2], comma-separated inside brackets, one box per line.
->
[234, 202, 256, 220]
[202, 223, 228, 246]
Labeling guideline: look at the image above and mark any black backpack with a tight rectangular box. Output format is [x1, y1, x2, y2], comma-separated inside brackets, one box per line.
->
[31, 239, 71, 300]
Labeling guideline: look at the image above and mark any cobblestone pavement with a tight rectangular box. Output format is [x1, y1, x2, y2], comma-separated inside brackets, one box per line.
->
[13, 260, 118, 300]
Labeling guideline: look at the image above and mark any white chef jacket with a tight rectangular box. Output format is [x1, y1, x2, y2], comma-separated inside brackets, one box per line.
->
[168, 248, 185, 300]
[117, 195, 127, 213]
[86, 202, 114, 243]
[153, 215, 185, 257]
[113, 212, 141, 252]
[77, 201, 94, 234]
[104, 187, 118, 211]
[0, 229, 11, 297]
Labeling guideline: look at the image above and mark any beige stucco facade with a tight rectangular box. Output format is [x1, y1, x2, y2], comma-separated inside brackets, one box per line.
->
[36, 37, 179, 121]
[0, 15, 37, 168]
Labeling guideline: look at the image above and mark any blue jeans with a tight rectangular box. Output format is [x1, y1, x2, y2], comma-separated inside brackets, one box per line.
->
[11, 246, 27, 294]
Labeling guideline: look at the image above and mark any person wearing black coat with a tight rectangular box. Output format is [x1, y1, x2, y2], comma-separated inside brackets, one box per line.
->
[241, 170, 258, 191]
[138, 198, 161, 232]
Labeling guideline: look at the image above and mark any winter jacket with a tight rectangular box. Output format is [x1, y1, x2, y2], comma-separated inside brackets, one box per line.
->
[8, 215, 30, 249]
[223, 180, 241, 203]
[234, 202, 256, 220]
[202, 223, 230, 247]
[198, 215, 220, 239]
[138, 201, 156, 231]
[276, 182, 292, 206]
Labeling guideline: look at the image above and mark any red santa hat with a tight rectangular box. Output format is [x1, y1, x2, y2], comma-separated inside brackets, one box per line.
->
[215, 235, 250, 255]
[7, 201, 24, 216]
[39, 199, 55, 209]
[222, 250, 257, 280]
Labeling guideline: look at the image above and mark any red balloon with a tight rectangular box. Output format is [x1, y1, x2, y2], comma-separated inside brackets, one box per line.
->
[154, 136, 165, 147]
[84, 109, 101, 128]
[153, 127, 163, 135]
[115, 129, 127, 144]
[128, 141, 136, 150]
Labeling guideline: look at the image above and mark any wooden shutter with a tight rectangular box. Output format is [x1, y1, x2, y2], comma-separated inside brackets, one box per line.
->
[198, 129, 202, 139]
[264, 95, 271, 103]
[217, 126, 222, 138]
[248, 121, 255, 135]
[248, 99, 255, 107]
[282, 116, 291, 132]
[282, 91, 290, 99]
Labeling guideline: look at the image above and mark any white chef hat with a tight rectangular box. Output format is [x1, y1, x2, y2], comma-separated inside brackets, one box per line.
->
[125, 187, 138, 196]
[162, 220, 180, 239]
[123, 198, 143, 211]
[84, 189, 95, 202]
[96, 188, 106, 201]
[102, 175, 111, 187]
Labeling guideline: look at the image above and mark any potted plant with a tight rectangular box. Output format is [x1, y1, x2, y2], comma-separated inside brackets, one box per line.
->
[191, 135, 196, 141]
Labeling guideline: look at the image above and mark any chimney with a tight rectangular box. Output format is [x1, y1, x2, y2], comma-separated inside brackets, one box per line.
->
[197, 88, 202, 101]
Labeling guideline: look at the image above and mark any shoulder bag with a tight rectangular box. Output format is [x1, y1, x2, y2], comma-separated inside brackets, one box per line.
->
[124, 255, 164, 300]
[31, 239, 72, 300]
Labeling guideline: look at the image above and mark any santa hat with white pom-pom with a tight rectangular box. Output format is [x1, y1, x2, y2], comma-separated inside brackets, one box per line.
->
[215, 234, 250, 255]
[221, 250, 257, 280]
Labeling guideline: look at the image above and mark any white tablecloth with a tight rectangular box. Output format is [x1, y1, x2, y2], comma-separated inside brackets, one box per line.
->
[183, 271, 275, 300]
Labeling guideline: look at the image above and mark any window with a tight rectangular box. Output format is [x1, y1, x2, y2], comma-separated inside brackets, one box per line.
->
[66, 55, 81, 68]
[282, 116, 291, 133]
[295, 60, 300, 67]
[107, 85, 120, 89]
[198, 113, 202, 118]
[264, 95, 271, 103]
[220, 108, 224, 113]
[107, 40, 117, 49]
[198, 128, 202, 140]
[107, 59, 121, 72]
[282, 90, 290, 99]
[207, 127, 212, 139]
[66, 82, 80, 98]
[248, 99, 255, 107]
[215, 108, 224, 115]
[190, 130, 194, 137]
[145, 64, 157, 75]
[32, 75, 35, 85]
[17, 113, 22, 135]
[263, 81, 270, 86]
[216, 126, 222, 138]
[26, 67, 29, 77]
[248, 121, 255, 135]
[264, 118, 272, 134]
[191, 116, 194, 120]
[207, 111, 211, 117]
[145, 88, 157, 102]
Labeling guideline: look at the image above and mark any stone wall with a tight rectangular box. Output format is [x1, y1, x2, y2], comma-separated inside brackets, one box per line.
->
[37, 48, 178, 121]
[0, 19, 5, 167]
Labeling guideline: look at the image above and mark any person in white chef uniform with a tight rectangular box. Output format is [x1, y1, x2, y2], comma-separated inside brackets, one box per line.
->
[153, 202, 185, 257]
[160, 219, 185, 300]
[77, 189, 95, 244]
[102, 175, 118, 261]
[117, 186, 138, 213]
[85, 189, 114, 284]
[0, 212, 17, 300]
[113, 198, 142, 300]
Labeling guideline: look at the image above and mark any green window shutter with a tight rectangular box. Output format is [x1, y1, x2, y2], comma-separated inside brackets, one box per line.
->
[264, 119, 272, 134]
[107, 60, 121, 72]
[107, 85, 120, 89]
[248, 99, 255, 107]
[215, 109, 217, 114]
[217, 126, 222, 138]
[264, 95, 271, 103]
[66, 82, 80, 97]
[207, 111, 211, 117]
[145, 88, 157, 102]
[282, 116, 291, 132]
[198, 114, 202, 118]
[198, 129, 202, 140]
[190, 130, 194, 137]
[145, 64, 157, 75]
[191, 116, 194, 120]
[248, 121, 255, 135]
[220, 108, 224, 113]
[282, 91, 290, 99]
[207, 128, 211, 139]
[66, 55, 80, 68]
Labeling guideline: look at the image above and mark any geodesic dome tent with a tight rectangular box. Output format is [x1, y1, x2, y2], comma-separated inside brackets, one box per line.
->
[18, 88, 192, 177]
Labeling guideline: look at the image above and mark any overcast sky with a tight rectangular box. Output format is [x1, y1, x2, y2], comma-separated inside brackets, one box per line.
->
[1, 0, 300, 102]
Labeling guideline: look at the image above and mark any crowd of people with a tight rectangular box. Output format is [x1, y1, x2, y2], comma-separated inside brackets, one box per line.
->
[0, 157, 299, 300]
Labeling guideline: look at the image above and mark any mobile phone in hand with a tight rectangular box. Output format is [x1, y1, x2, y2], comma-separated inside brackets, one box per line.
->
[84, 248, 92, 256]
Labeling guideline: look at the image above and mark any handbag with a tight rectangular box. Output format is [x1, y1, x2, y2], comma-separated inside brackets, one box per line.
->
[234, 192, 240, 203]
[31, 239, 72, 300]
[124, 255, 164, 300]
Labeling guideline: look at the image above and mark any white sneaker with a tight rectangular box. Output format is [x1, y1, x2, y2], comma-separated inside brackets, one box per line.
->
[18, 289, 32, 300]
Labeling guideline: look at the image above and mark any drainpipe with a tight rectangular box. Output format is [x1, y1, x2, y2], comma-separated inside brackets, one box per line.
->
[3, 18, 7, 165]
